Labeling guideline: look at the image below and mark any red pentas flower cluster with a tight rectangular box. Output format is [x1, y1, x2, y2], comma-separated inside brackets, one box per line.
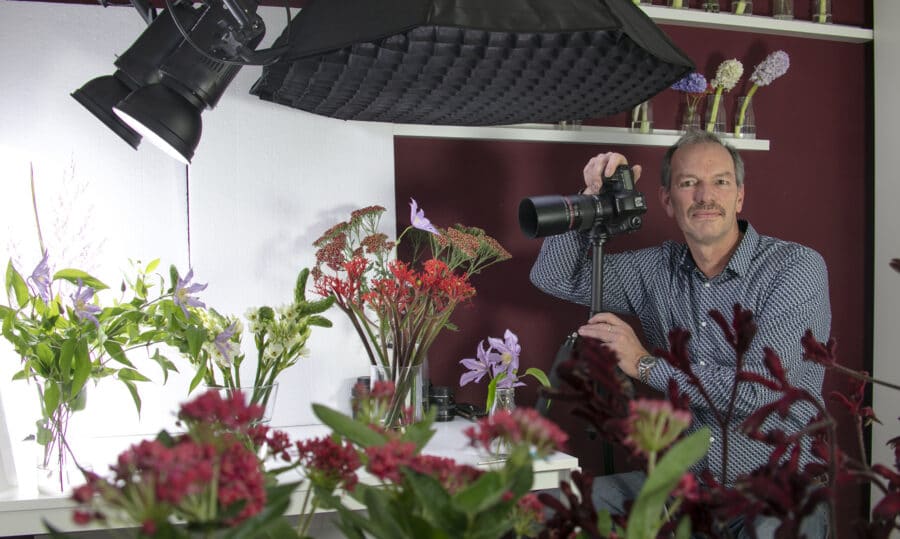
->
[465, 408, 569, 458]
[363, 439, 483, 494]
[296, 436, 361, 491]
[69, 390, 297, 532]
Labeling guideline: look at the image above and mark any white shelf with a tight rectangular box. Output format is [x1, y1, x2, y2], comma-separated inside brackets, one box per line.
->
[641, 5, 873, 43]
[393, 124, 771, 151]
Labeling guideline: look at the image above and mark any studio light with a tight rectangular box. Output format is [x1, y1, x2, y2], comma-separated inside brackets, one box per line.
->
[74, 0, 270, 164]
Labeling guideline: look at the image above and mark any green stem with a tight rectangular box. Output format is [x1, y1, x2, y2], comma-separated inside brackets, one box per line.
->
[296, 486, 317, 537]
[734, 84, 759, 136]
[705, 87, 724, 132]
[672, 0, 682, 8]
[29, 163, 46, 257]
[816, 0, 827, 22]
[735, 0, 747, 14]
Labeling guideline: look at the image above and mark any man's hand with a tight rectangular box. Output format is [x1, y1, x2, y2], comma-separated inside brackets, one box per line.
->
[582, 152, 643, 196]
[578, 312, 648, 379]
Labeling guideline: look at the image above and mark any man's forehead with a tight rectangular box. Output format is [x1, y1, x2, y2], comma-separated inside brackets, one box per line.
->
[671, 143, 735, 176]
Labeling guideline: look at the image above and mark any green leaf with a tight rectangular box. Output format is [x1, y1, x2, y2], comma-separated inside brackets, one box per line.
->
[43, 383, 60, 417]
[626, 427, 710, 539]
[307, 315, 333, 328]
[453, 471, 507, 514]
[117, 368, 151, 382]
[524, 367, 551, 388]
[58, 339, 75, 380]
[103, 340, 136, 369]
[71, 338, 91, 397]
[312, 404, 388, 448]
[121, 379, 142, 416]
[185, 325, 207, 358]
[6, 260, 30, 308]
[401, 420, 436, 452]
[52, 269, 108, 291]
[188, 364, 208, 393]
[145, 258, 160, 274]
[400, 469, 466, 532]
[675, 516, 692, 539]
[294, 267, 310, 303]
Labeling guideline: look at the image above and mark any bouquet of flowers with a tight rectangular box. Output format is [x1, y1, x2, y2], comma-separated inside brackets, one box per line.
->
[458, 329, 551, 413]
[735, 50, 790, 137]
[184, 267, 334, 417]
[64, 389, 302, 538]
[671, 72, 709, 132]
[311, 199, 510, 427]
[2, 254, 209, 492]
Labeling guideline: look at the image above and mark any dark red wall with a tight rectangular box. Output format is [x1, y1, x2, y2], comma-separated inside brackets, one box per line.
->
[395, 2, 873, 533]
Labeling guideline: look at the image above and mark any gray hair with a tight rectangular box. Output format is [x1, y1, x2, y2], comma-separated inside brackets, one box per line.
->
[660, 131, 745, 190]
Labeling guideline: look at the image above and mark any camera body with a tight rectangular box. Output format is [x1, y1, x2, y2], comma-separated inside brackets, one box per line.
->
[518, 165, 647, 238]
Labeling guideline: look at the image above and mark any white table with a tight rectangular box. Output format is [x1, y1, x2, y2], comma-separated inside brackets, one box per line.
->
[0, 419, 579, 537]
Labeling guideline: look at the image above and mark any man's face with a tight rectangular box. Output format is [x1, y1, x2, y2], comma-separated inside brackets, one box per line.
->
[659, 143, 745, 248]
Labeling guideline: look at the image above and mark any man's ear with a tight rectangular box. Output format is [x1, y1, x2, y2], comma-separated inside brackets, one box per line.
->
[659, 186, 674, 218]
[736, 183, 745, 213]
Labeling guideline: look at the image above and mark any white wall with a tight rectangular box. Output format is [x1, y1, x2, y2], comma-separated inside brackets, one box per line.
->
[0, 0, 395, 482]
[873, 0, 900, 520]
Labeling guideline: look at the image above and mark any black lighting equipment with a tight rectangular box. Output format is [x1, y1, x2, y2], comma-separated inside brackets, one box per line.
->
[250, 0, 695, 125]
[73, 0, 278, 163]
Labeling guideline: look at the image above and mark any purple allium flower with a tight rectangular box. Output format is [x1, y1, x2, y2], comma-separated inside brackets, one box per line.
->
[174, 269, 207, 318]
[28, 251, 52, 303]
[671, 72, 708, 94]
[71, 281, 101, 328]
[750, 50, 790, 87]
[409, 198, 440, 236]
[489, 329, 524, 389]
[459, 340, 497, 386]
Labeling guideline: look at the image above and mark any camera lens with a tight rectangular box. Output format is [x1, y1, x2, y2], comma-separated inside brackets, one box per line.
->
[428, 386, 455, 422]
[518, 195, 598, 238]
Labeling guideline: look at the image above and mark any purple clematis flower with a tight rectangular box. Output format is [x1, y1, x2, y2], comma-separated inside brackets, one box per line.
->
[409, 198, 440, 236]
[489, 329, 525, 389]
[174, 268, 207, 318]
[213, 323, 239, 367]
[71, 281, 101, 328]
[29, 251, 52, 303]
[459, 340, 499, 386]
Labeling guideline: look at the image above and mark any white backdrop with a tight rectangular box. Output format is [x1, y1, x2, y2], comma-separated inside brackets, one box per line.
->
[0, 0, 395, 483]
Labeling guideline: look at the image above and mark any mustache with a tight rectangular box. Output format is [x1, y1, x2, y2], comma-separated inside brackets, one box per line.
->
[689, 203, 725, 216]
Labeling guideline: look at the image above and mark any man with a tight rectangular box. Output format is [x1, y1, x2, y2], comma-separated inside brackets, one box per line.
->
[529, 130, 831, 536]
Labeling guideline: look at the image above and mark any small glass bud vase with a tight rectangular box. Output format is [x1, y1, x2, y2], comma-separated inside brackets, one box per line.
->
[681, 106, 701, 133]
[703, 0, 720, 12]
[630, 100, 653, 134]
[488, 387, 516, 458]
[667, 0, 689, 9]
[705, 94, 727, 134]
[733, 96, 756, 139]
[772, 0, 794, 19]
[731, 0, 751, 15]
[812, 0, 831, 23]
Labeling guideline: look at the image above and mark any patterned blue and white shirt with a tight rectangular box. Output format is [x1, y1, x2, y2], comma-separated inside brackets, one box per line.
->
[530, 220, 831, 485]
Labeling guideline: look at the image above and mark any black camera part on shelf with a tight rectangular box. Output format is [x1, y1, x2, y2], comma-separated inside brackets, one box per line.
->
[518, 164, 647, 239]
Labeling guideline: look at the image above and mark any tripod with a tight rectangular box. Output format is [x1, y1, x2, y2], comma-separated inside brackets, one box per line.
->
[535, 229, 635, 476]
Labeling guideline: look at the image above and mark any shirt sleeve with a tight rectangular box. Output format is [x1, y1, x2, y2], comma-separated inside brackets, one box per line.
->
[648, 246, 831, 420]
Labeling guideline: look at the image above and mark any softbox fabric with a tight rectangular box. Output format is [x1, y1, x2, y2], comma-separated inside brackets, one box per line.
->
[250, 0, 694, 125]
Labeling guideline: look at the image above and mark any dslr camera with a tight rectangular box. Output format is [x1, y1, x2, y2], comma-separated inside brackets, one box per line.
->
[518, 165, 647, 238]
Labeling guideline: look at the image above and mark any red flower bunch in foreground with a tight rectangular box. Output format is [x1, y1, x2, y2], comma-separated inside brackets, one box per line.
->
[70, 390, 296, 533]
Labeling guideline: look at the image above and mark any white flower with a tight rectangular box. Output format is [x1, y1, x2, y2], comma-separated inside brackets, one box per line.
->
[713, 59, 744, 91]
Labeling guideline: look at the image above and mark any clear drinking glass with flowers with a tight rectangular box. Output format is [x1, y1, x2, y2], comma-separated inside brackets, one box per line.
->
[458, 329, 550, 414]
[2, 254, 212, 493]
[311, 200, 511, 428]
[735, 50, 790, 138]
[705, 59, 744, 133]
[670, 72, 709, 132]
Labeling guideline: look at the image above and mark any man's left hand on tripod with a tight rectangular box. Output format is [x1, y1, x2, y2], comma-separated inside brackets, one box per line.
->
[578, 312, 648, 379]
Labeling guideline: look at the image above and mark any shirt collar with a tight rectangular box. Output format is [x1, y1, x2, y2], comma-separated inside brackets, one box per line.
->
[677, 220, 756, 278]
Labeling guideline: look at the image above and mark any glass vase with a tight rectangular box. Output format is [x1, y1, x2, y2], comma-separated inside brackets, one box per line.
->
[705, 94, 727, 134]
[630, 100, 653, 134]
[772, 0, 793, 19]
[734, 96, 756, 139]
[681, 105, 701, 133]
[731, 0, 751, 14]
[371, 363, 425, 429]
[488, 387, 516, 458]
[812, 0, 831, 23]
[702, 0, 720, 12]
[36, 383, 85, 495]
[667, 0, 689, 9]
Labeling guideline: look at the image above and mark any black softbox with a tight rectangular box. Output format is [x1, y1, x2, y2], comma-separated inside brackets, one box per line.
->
[250, 0, 694, 125]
